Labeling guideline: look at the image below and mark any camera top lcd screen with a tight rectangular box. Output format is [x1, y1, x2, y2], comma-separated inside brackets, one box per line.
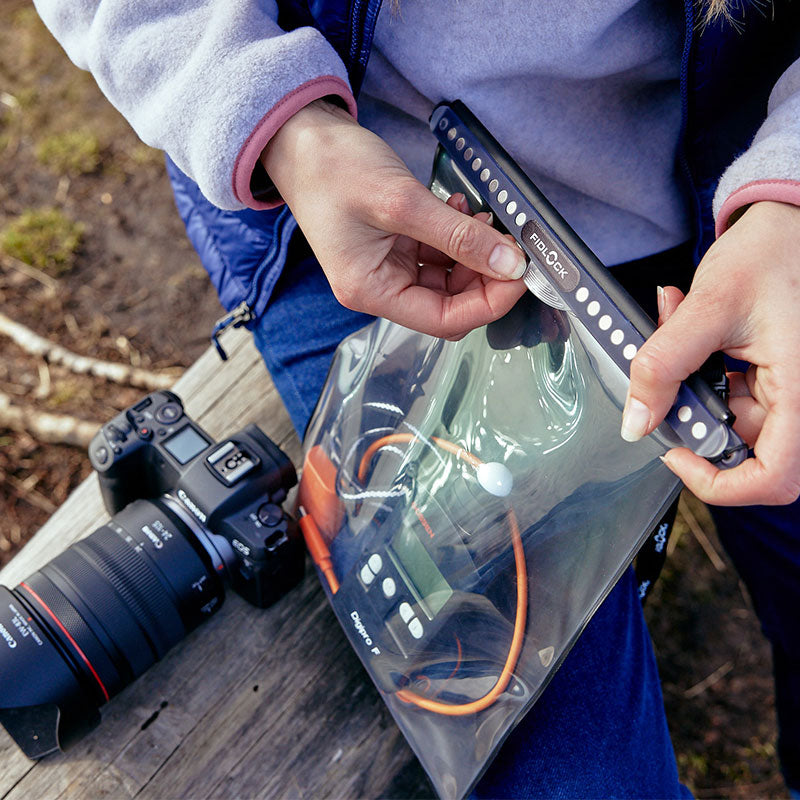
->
[163, 425, 210, 464]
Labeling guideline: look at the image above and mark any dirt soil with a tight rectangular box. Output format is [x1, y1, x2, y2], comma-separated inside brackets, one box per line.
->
[0, 6, 789, 798]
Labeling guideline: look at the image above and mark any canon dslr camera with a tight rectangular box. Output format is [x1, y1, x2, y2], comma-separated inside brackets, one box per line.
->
[0, 391, 303, 758]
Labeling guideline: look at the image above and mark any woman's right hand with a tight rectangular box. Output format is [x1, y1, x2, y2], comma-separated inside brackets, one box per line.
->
[260, 99, 527, 339]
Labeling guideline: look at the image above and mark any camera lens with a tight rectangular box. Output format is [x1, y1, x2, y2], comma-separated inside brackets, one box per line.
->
[0, 497, 224, 757]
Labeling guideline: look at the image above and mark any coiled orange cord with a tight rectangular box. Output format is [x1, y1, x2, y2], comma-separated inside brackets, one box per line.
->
[303, 433, 528, 716]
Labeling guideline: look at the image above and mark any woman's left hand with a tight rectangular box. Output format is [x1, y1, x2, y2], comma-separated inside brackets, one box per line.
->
[623, 200, 800, 506]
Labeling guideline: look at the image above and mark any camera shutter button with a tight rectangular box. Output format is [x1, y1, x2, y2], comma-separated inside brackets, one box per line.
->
[94, 445, 110, 465]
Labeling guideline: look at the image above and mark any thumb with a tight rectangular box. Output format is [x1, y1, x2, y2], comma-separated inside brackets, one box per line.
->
[622, 293, 726, 442]
[391, 182, 527, 280]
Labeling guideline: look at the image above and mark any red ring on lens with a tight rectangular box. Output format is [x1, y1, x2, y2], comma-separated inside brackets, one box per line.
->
[20, 582, 110, 702]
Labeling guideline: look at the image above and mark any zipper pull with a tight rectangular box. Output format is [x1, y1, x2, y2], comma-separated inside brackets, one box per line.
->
[211, 301, 254, 361]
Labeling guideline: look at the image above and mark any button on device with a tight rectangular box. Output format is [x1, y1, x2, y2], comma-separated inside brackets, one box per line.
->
[94, 445, 109, 465]
[155, 401, 182, 425]
[408, 618, 424, 639]
[382, 577, 396, 598]
[137, 426, 153, 440]
[368, 554, 383, 574]
[257, 503, 283, 527]
[106, 424, 128, 444]
[399, 602, 414, 623]
[360, 565, 376, 586]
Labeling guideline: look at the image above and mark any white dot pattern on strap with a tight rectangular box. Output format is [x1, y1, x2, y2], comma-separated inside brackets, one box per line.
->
[515, 212, 527, 226]
[497, 189, 508, 203]
[623, 343, 637, 360]
[599, 314, 611, 330]
[678, 405, 692, 422]
[506, 201, 517, 215]
[448, 127, 457, 140]
[489, 179, 499, 193]
[480, 168, 490, 182]
[692, 421, 707, 439]
[464, 147, 473, 160]
[472, 157, 482, 170]
[575, 287, 589, 303]
[439, 118, 449, 130]
[455, 137, 465, 151]
[611, 329, 624, 345]
[587, 301, 600, 316]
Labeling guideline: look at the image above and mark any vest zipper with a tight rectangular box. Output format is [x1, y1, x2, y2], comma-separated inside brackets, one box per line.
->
[210, 206, 297, 360]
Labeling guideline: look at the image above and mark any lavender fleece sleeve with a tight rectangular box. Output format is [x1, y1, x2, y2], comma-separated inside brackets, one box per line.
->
[713, 58, 800, 235]
[32, 0, 357, 210]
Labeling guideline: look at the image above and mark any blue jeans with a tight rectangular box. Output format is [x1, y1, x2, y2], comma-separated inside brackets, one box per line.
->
[251, 249, 799, 797]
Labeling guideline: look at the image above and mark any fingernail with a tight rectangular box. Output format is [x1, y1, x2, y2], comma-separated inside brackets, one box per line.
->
[453, 193, 469, 213]
[489, 244, 526, 279]
[621, 397, 651, 442]
[656, 286, 665, 318]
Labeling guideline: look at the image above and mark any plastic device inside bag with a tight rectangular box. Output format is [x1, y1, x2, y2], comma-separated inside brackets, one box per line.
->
[298, 296, 682, 797]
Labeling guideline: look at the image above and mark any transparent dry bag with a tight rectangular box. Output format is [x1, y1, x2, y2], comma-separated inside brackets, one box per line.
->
[297, 295, 681, 798]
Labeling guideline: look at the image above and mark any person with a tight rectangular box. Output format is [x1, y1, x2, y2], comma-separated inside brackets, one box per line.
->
[31, 0, 800, 795]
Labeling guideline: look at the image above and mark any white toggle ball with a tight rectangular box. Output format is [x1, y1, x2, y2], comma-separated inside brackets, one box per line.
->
[476, 461, 514, 497]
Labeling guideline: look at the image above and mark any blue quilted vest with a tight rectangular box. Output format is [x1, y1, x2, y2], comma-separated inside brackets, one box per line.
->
[164, 0, 800, 354]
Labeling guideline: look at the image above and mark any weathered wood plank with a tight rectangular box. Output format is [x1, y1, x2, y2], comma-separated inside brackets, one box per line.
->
[0, 327, 431, 800]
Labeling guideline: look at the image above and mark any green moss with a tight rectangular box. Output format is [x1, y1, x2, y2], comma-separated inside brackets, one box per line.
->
[0, 208, 85, 276]
[36, 130, 101, 175]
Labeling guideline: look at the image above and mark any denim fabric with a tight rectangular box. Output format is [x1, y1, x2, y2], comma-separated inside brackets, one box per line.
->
[475, 569, 691, 800]
[251, 249, 374, 436]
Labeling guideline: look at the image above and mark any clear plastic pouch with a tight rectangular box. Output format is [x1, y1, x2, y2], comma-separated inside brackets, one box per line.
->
[298, 298, 681, 798]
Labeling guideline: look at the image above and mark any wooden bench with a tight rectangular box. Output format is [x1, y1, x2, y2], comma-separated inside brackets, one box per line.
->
[0, 327, 431, 799]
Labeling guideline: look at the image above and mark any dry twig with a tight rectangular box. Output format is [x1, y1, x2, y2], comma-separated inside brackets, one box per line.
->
[0, 390, 100, 448]
[0, 311, 181, 390]
[1, 254, 59, 292]
[679, 495, 727, 572]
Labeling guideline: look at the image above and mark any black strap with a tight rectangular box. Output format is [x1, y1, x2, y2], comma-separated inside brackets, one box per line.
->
[634, 498, 679, 603]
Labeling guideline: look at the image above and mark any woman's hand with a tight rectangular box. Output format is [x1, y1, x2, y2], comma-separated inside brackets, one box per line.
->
[623, 201, 800, 506]
[260, 99, 527, 339]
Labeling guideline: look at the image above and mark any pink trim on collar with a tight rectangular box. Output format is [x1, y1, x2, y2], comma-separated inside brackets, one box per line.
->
[716, 179, 800, 237]
[232, 75, 357, 210]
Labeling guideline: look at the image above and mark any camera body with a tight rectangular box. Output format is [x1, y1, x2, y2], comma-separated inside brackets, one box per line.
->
[0, 391, 302, 759]
[89, 390, 302, 608]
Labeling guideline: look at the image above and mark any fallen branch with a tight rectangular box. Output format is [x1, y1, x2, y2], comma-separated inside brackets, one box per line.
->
[0, 391, 100, 448]
[0, 311, 181, 390]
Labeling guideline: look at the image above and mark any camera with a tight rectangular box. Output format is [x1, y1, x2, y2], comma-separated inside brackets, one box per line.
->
[0, 391, 303, 759]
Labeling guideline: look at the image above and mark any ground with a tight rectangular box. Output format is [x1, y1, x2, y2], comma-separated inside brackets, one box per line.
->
[0, 6, 788, 798]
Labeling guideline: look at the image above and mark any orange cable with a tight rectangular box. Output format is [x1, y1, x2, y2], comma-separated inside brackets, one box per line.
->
[395, 508, 526, 715]
[357, 433, 481, 483]
[316, 435, 527, 715]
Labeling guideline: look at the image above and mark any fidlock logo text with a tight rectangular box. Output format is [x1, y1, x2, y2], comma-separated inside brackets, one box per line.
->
[526, 230, 569, 281]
